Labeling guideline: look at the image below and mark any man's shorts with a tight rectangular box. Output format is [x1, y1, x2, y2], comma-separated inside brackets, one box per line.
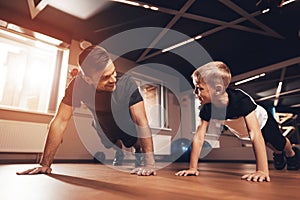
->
[92, 120, 138, 148]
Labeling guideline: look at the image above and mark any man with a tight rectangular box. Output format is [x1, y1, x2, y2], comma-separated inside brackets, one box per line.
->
[17, 45, 156, 176]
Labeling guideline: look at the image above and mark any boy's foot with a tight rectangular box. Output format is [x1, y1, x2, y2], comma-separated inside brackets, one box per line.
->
[273, 152, 286, 170]
[286, 147, 300, 170]
[113, 150, 124, 166]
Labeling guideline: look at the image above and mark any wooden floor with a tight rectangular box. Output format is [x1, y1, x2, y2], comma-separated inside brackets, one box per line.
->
[1, 162, 299, 200]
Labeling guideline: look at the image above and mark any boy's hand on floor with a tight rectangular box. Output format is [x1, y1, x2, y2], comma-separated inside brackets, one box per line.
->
[175, 169, 199, 176]
[241, 171, 270, 182]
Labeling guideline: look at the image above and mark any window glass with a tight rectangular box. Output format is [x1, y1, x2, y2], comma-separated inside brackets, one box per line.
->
[0, 29, 69, 114]
[135, 80, 168, 129]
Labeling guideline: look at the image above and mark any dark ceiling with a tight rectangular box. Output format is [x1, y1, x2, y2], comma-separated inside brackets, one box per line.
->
[0, 0, 300, 117]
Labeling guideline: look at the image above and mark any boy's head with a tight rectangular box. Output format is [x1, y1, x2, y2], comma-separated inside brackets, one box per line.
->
[192, 61, 231, 104]
[192, 61, 231, 88]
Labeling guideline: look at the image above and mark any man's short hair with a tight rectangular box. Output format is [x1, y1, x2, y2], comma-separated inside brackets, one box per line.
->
[78, 45, 111, 77]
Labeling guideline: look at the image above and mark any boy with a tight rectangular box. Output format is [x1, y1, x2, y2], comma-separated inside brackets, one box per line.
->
[175, 61, 299, 182]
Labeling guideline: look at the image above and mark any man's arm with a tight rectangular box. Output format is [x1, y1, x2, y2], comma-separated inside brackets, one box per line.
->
[17, 102, 73, 175]
[241, 111, 270, 182]
[129, 101, 156, 175]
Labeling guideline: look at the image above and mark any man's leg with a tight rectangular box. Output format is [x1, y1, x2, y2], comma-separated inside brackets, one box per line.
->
[92, 120, 123, 166]
[112, 139, 124, 166]
[133, 140, 144, 167]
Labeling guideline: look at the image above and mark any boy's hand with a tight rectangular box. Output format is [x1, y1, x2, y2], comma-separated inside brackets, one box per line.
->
[16, 166, 52, 175]
[241, 170, 270, 182]
[175, 169, 199, 176]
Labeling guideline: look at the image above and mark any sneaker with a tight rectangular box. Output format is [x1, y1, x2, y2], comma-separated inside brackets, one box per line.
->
[113, 150, 124, 166]
[273, 152, 286, 170]
[135, 152, 144, 167]
[287, 147, 300, 170]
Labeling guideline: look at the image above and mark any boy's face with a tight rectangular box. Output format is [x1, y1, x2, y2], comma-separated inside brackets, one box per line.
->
[193, 82, 212, 105]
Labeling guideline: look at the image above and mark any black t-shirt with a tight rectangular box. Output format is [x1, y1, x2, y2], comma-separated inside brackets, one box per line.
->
[62, 74, 143, 136]
[200, 88, 257, 122]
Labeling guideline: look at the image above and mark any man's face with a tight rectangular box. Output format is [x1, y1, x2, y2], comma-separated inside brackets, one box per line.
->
[91, 62, 117, 92]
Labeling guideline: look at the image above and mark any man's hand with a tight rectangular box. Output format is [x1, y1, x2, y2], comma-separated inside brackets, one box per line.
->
[241, 170, 270, 182]
[16, 166, 52, 175]
[175, 168, 199, 176]
[130, 167, 156, 176]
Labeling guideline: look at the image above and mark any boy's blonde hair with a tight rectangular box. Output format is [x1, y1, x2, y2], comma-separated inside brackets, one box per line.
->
[192, 61, 231, 88]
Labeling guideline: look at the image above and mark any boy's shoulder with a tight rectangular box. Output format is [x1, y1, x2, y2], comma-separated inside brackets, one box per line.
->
[227, 88, 251, 99]
[227, 88, 257, 107]
[227, 87, 244, 94]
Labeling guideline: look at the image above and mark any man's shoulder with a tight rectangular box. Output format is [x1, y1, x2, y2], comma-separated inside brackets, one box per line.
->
[116, 73, 138, 92]
[117, 73, 135, 84]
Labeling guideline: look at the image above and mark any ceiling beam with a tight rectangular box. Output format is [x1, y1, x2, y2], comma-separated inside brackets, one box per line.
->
[136, 0, 195, 62]
[273, 68, 286, 106]
[231, 56, 300, 82]
[256, 88, 300, 102]
[219, 0, 284, 39]
[27, 0, 50, 19]
[135, 0, 285, 63]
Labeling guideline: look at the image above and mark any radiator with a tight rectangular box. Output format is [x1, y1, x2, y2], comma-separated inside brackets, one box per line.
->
[0, 119, 48, 153]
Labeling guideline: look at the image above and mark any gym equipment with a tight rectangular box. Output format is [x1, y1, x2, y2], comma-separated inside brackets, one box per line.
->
[171, 138, 213, 162]
[200, 140, 212, 158]
[93, 151, 106, 163]
[171, 138, 192, 162]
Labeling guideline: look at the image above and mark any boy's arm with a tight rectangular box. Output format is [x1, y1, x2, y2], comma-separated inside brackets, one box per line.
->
[129, 101, 156, 176]
[175, 119, 209, 176]
[242, 110, 270, 182]
[17, 102, 73, 175]
[189, 119, 209, 169]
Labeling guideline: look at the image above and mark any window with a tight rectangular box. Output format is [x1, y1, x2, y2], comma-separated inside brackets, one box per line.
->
[135, 78, 169, 130]
[0, 27, 69, 114]
[194, 96, 201, 130]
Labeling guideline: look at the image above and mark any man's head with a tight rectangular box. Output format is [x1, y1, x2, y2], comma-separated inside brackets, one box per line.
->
[78, 45, 117, 92]
[192, 61, 231, 104]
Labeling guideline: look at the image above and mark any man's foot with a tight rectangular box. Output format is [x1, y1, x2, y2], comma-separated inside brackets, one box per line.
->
[286, 147, 300, 170]
[113, 150, 124, 166]
[273, 152, 286, 170]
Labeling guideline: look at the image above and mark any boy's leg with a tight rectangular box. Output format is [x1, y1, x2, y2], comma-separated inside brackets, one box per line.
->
[284, 138, 300, 170]
[283, 138, 295, 157]
[268, 138, 300, 170]
[267, 143, 286, 170]
[261, 113, 289, 170]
